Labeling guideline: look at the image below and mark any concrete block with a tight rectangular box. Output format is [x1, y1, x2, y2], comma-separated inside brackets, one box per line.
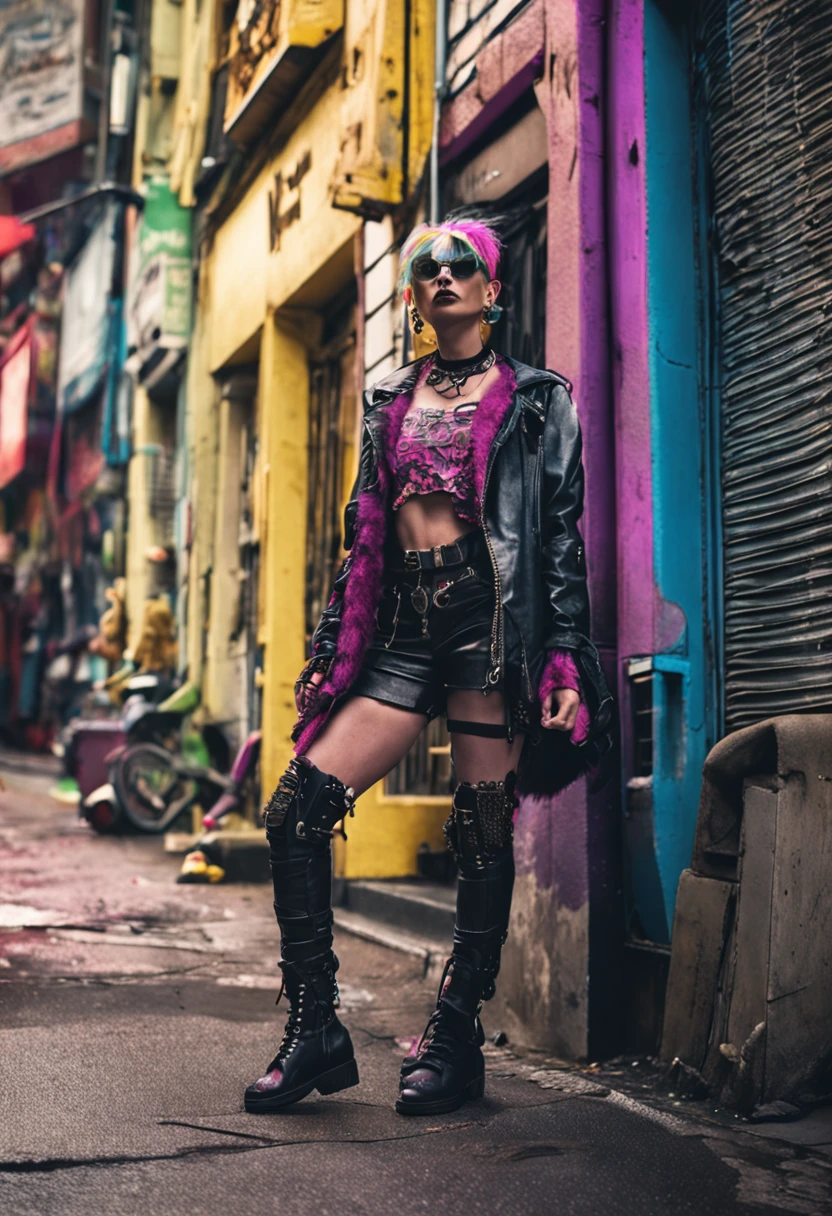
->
[670, 715, 832, 1109]
[660, 869, 734, 1070]
[200, 829, 271, 883]
[765, 767, 832, 1103]
[725, 782, 776, 1055]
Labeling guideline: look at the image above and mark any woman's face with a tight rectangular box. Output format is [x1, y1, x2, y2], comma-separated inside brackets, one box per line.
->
[408, 250, 500, 333]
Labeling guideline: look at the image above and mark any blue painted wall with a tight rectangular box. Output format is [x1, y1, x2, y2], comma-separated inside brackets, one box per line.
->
[638, 0, 716, 941]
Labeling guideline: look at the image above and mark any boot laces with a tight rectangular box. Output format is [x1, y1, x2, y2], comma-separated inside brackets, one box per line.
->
[271, 976, 307, 1062]
[270, 961, 338, 1064]
[411, 958, 480, 1070]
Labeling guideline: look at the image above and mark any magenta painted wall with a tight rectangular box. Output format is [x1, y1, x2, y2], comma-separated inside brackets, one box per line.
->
[438, 0, 628, 1056]
[608, 0, 655, 662]
[508, 0, 620, 1057]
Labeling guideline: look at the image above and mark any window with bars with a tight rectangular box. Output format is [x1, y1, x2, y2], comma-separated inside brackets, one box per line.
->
[237, 411, 262, 732]
[305, 295, 357, 652]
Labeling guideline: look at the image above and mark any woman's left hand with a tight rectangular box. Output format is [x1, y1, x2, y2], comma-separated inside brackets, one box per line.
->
[541, 687, 581, 732]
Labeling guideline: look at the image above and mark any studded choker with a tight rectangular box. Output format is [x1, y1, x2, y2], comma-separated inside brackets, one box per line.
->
[426, 347, 496, 398]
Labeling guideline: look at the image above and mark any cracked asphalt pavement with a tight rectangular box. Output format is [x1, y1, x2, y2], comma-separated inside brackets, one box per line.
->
[1, 759, 830, 1216]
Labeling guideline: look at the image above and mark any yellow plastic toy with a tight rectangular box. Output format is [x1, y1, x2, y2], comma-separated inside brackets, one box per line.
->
[177, 849, 226, 884]
[89, 578, 128, 664]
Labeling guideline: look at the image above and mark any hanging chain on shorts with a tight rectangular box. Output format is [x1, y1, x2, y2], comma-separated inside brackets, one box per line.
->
[410, 572, 430, 635]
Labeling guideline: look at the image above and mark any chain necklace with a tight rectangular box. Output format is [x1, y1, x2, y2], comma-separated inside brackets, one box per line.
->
[425, 347, 495, 398]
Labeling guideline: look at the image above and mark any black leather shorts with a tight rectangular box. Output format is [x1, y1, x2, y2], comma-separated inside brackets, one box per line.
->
[350, 529, 497, 719]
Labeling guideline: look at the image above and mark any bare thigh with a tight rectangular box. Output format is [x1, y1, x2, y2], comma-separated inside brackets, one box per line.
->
[304, 696, 428, 796]
[447, 689, 524, 784]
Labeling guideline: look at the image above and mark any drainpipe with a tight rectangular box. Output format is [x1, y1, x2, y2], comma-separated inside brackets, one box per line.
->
[95, 0, 117, 183]
[429, 0, 448, 223]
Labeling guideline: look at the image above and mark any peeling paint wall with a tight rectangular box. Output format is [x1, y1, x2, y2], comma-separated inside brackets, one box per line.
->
[607, 0, 716, 947]
[483, 0, 619, 1060]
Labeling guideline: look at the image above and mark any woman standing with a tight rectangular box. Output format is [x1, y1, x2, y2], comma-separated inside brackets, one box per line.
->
[245, 218, 612, 1117]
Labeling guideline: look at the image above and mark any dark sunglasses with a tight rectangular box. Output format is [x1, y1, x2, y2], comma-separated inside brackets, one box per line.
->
[411, 254, 482, 282]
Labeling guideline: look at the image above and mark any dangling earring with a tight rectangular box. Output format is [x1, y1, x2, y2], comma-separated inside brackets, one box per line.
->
[410, 304, 424, 335]
[482, 301, 503, 325]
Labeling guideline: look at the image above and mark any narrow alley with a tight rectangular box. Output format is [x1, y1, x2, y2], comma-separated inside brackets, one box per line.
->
[1, 758, 829, 1216]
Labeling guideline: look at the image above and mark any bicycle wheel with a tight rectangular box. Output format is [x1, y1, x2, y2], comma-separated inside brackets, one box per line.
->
[114, 743, 196, 834]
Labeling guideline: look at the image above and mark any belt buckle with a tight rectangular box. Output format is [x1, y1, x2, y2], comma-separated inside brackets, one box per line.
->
[403, 550, 421, 571]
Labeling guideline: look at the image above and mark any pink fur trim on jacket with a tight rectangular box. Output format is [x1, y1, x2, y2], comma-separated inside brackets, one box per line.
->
[294, 389, 411, 755]
[539, 649, 590, 745]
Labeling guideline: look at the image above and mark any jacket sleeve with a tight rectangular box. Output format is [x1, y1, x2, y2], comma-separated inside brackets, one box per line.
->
[538, 384, 614, 739]
[538, 648, 590, 743]
[307, 418, 374, 658]
[539, 385, 591, 650]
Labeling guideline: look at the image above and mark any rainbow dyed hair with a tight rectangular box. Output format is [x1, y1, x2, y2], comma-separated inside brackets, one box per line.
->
[397, 219, 502, 300]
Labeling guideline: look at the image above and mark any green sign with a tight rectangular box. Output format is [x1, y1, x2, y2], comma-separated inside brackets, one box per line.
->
[129, 177, 193, 355]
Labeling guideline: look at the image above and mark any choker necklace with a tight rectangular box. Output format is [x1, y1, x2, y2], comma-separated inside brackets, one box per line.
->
[426, 347, 495, 398]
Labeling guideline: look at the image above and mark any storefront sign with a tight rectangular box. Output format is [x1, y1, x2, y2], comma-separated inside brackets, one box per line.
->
[0, 0, 85, 173]
[0, 324, 32, 489]
[268, 149, 311, 251]
[128, 177, 192, 366]
[58, 203, 119, 414]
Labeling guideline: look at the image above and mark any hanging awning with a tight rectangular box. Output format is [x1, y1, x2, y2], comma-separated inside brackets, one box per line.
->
[0, 217, 35, 259]
[57, 202, 119, 414]
[0, 321, 33, 490]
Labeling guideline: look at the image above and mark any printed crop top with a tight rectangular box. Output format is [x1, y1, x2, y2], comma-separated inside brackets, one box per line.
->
[393, 400, 479, 524]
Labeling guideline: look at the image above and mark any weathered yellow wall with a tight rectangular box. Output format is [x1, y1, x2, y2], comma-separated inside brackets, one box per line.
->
[168, 0, 216, 205]
[337, 789, 449, 879]
[125, 387, 153, 649]
[202, 0, 448, 874]
[408, 0, 436, 192]
[184, 257, 221, 688]
[263, 93, 361, 315]
[209, 165, 272, 371]
[125, 388, 174, 650]
[258, 314, 310, 795]
[202, 393, 250, 741]
[150, 0, 182, 81]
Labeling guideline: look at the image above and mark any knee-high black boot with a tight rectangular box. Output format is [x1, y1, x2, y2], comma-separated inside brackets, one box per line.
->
[396, 774, 516, 1116]
[244, 757, 359, 1112]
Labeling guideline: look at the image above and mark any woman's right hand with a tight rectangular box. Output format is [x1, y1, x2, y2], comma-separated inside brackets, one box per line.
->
[295, 665, 326, 714]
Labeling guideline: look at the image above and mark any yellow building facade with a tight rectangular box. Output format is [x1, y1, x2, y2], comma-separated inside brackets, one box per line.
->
[183, 0, 446, 876]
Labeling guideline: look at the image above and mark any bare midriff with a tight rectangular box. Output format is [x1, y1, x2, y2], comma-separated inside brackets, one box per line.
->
[394, 491, 478, 551]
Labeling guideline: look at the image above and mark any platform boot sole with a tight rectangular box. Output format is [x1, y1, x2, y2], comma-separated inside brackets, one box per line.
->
[395, 1071, 485, 1117]
[245, 1057, 359, 1113]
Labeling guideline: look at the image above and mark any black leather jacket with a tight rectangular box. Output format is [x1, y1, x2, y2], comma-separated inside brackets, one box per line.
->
[310, 354, 613, 752]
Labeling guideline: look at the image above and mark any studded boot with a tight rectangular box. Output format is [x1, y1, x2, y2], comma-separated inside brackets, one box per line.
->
[396, 775, 516, 1116]
[245, 757, 359, 1112]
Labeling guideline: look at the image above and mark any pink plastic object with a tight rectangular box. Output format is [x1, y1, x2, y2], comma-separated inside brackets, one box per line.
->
[73, 723, 127, 798]
[202, 792, 238, 832]
[202, 731, 261, 829]
[230, 730, 261, 781]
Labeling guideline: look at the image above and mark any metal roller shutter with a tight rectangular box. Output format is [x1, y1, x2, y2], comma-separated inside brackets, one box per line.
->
[694, 0, 832, 730]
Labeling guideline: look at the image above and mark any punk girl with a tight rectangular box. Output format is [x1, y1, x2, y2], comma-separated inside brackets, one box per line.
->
[245, 218, 612, 1117]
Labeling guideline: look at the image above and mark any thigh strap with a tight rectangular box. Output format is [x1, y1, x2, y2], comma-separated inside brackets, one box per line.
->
[447, 718, 508, 738]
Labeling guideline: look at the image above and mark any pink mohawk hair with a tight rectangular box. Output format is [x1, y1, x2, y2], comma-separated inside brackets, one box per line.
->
[398, 219, 503, 295]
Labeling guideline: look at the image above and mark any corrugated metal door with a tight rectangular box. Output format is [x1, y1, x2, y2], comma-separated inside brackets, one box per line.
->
[694, 0, 832, 731]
